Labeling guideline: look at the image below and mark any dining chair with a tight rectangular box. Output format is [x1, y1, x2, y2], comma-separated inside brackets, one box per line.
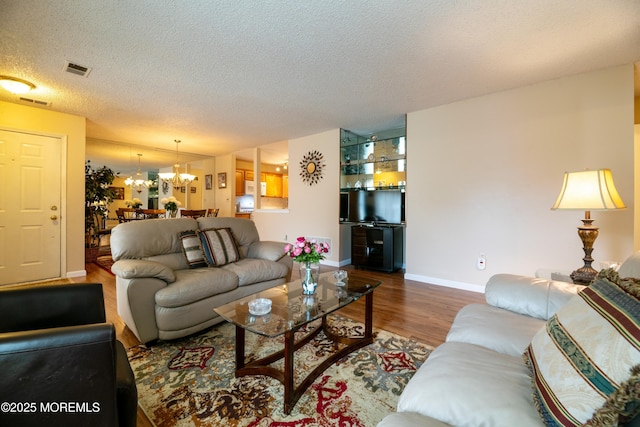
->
[206, 208, 219, 217]
[139, 209, 166, 219]
[181, 209, 207, 219]
[116, 208, 137, 222]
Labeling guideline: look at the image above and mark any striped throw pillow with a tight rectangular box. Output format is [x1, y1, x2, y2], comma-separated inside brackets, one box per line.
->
[178, 230, 207, 269]
[198, 228, 240, 267]
[524, 270, 640, 426]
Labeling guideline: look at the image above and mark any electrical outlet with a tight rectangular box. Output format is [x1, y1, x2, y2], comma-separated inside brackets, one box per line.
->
[477, 254, 486, 270]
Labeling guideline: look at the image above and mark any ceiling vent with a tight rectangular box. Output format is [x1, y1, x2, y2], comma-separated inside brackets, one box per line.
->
[19, 97, 51, 107]
[64, 61, 92, 77]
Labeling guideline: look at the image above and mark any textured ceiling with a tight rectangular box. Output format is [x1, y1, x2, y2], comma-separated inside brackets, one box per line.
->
[1, 0, 639, 174]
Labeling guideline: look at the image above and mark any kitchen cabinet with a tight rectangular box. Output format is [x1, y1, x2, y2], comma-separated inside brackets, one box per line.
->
[265, 173, 283, 197]
[235, 170, 244, 196]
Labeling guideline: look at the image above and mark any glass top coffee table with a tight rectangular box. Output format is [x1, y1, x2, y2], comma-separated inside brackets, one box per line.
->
[214, 271, 382, 414]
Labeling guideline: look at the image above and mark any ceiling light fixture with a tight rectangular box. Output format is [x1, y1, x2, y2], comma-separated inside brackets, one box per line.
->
[158, 139, 196, 190]
[124, 153, 154, 193]
[0, 76, 36, 94]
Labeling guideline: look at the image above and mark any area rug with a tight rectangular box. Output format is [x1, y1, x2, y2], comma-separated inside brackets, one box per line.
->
[128, 316, 432, 427]
[94, 255, 115, 274]
[94, 245, 115, 274]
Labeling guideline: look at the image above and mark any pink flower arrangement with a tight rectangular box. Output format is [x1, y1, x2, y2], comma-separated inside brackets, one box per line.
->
[284, 237, 330, 264]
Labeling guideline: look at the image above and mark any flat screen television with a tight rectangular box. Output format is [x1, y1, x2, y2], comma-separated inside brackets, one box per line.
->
[347, 190, 404, 224]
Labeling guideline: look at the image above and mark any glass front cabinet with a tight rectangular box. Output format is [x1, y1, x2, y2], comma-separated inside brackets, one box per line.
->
[340, 127, 406, 191]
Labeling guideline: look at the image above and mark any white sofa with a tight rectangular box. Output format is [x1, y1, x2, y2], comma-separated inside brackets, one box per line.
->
[378, 252, 640, 427]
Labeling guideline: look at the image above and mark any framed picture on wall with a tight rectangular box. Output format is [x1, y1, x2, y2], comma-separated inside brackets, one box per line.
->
[190, 186, 196, 193]
[218, 172, 227, 189]
[110, 187, 124, 200]
[205, 174, 212, 190]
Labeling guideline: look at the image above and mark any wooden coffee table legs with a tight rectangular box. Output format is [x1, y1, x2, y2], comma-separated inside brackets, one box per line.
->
[234, 291, 375, 414]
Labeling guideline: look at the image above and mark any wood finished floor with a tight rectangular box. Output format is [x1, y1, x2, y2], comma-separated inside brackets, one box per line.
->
[77, 262, 486, 427]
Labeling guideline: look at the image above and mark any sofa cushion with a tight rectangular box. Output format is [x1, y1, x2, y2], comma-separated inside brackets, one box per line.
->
[398, 341, 544, 426]
[154, 268, 239, 308]
[178, 230, 207, 269]
[618, 251, 640, 279]
[524, 270, 640, 426]
[220, 258, 289, 286]
[111, 217, 198, 261]
[446, 304, 545, 357]
[197, 217, 260, 258]
[198, 228, 240, 267]
[485, 274, 582, 321]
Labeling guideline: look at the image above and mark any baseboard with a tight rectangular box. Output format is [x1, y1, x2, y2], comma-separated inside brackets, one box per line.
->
[403, 273, 486, 294]
[66, 269, 87, 278]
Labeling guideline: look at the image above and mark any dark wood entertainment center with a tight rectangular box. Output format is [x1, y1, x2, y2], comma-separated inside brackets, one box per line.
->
[351, 224, 403, 272]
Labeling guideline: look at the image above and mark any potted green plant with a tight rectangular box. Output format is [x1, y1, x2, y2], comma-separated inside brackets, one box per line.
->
[85, 160, 118, 261]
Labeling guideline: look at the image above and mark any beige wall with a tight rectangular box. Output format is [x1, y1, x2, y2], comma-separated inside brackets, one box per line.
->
[406, 64, 635, 291]
[253, 129, 342, 265]
[0, 100, 86, 277]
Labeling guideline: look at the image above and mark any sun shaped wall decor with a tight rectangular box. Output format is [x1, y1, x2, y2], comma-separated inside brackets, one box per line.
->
[299, 150, 325, 186]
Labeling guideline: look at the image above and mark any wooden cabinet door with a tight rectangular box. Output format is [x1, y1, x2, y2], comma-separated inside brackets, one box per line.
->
[235, 170, 244, 196]
[265, 173, 283, 197]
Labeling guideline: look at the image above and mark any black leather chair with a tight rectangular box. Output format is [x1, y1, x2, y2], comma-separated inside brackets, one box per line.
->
[0, 283, 137, 427]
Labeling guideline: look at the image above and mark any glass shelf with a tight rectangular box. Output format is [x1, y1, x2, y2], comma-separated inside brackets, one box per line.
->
[340, 128, 406, 189]
[340, 185, 405, 192]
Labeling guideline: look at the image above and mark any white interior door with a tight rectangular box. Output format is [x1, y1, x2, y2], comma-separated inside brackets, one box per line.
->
[0, 130, 62, 285]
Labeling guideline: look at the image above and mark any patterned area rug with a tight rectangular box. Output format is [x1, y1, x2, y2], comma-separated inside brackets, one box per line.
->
[94, 245, 115, 274]
[128, 316, 432, 427]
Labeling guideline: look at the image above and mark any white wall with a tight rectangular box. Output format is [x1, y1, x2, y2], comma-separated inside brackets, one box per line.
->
[215, 154, 235, 217]
[405, 64, 635, 292]
[253, 129, 342, 265]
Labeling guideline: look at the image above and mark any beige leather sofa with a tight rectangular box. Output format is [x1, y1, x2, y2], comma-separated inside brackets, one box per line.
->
[110, 217, 292, 344]
[378, 252, 640, 427]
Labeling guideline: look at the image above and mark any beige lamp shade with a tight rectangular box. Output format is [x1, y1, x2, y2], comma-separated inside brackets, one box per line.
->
[551, 169, 625, 211]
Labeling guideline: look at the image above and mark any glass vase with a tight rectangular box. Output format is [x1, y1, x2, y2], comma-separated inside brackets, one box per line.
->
[300, 261, 320, 295]
[168, 210, 177, 218]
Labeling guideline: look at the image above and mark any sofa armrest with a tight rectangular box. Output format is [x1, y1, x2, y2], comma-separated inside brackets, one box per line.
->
[0, 324, 119, 426]
[485, 274, 584, 320]
[247, 241, 288, 262]
[111, 259, 176, 283]
[0, 283, 106, 332]
[115, 276, 167, 344]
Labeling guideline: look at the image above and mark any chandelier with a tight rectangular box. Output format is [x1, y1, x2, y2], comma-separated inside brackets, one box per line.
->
[158, 139, 196, 190]
[124, 153, 154, 193]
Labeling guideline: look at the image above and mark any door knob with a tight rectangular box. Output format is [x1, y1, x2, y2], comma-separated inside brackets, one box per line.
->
[50, 215, 58, 220]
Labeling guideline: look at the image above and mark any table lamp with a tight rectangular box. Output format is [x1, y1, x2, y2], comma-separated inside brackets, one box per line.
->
[551, 169, 626, 285]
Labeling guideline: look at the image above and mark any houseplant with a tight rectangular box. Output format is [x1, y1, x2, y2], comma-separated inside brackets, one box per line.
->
[284, 237, 330, 294]
[125, 198, 143, 209]
[161, 196, 181, 217]
[85, 160, 118, 261]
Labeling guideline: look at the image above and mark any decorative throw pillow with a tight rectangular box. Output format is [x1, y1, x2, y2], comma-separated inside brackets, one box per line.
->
[524, 270, 640, 426]
[198, 227, 240, 267]
[178, 230, 207, 269]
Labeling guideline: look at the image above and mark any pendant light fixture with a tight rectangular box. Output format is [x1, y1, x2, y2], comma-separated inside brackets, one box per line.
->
[124, 153, 154, 193]
[158, 139, 196, 190]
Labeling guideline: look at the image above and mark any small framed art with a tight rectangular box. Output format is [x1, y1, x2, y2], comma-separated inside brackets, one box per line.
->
[218, 172, 227, 189]
[205, 174, 212, 190]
